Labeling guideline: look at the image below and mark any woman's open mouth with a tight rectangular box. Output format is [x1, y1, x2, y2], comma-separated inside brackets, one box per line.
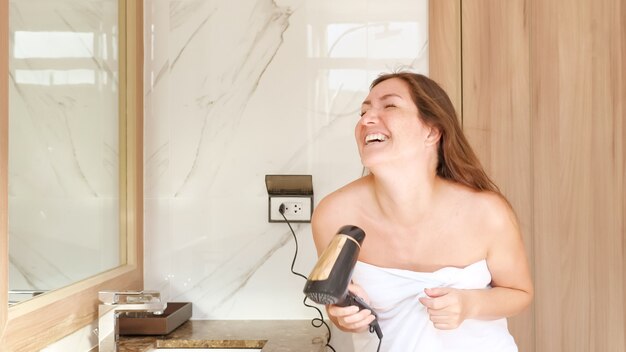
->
[365, 133, 388, 145]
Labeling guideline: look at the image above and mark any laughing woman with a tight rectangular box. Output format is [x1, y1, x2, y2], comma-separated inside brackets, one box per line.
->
[311, 72, 533, 352]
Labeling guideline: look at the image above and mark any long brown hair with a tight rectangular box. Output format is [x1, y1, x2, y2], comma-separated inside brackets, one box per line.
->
[371, 72, 500, 193]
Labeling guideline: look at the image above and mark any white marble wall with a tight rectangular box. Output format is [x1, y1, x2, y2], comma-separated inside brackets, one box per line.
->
[143, 0, 429, 326]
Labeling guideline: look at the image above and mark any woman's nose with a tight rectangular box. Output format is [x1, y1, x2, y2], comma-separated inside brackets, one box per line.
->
[359, 109, 379, 125]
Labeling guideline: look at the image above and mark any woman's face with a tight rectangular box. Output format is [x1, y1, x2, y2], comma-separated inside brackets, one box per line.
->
[355, 78, 433, 169]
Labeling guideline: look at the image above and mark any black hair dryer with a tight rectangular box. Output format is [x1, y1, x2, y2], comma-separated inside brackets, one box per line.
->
[303, 225, 383, 339]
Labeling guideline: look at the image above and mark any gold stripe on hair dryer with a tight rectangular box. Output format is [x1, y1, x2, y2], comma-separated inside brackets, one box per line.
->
[303, 225, 383, 339]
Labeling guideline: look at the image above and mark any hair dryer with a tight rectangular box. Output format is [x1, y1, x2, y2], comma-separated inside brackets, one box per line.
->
[303, 225, 383, 339]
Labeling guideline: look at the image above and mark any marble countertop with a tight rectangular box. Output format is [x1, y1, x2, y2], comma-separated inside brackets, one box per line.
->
[116, 320, 327, 352]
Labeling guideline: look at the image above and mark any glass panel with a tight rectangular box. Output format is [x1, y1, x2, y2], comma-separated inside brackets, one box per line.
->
[8, 0, 121, 306]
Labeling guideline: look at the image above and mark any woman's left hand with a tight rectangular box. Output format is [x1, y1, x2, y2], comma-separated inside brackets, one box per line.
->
[418, 287, 469, 330]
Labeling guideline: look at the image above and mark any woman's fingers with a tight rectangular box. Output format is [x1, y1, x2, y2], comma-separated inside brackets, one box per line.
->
[325, 282, 375, 333]
[420, 288, 466, 329]
[432, 322, 456, 330]
[327, 304, 359, 317]
[327, 304, 375, 332]
[341, 310, 376, 331]
[347, 282, 371, 304]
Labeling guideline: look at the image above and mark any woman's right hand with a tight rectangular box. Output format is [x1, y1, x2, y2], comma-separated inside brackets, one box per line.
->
[326, 283, 376, 333]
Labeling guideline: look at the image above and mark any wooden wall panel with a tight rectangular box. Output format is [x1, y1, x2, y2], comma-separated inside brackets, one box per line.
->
[587, 1, 625, 349]
[434, 1, 626, 349]
[532, 0, 626, 350]
[556, 0, 593, 348]
[429, 0, 461, 115]
[462, 0, 625, 350]
[460, 1, 534, 350]
[530, 0, 561, 350]
[623, 2, 626, 346]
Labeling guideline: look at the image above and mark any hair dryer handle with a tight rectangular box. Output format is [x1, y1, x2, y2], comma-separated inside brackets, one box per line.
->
[343, 292, 383, 339]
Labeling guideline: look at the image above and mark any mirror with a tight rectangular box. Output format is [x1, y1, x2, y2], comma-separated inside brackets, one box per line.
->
[8, 0, 122, 306]
[1, 0, 144, 350]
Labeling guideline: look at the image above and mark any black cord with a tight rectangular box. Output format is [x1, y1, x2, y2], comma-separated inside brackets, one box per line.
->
[279, 205, 336, 352]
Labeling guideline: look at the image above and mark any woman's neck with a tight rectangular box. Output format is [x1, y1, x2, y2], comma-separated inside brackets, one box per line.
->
[368, 165, 441, 226]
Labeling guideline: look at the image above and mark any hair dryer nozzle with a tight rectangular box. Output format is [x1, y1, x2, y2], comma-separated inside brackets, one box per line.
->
[304, 225, 383, 343]
[303, 225, 365, 305]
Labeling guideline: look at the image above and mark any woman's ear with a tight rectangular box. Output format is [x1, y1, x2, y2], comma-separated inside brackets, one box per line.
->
[424, 126, 441, 146]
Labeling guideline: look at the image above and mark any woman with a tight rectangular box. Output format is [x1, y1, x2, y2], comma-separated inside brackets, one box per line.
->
[311, 72, 533, 351]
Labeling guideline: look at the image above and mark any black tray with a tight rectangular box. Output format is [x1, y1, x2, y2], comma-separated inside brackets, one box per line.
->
[118, 302, 192, 336]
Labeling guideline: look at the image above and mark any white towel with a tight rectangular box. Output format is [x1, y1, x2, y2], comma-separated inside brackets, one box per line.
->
[351, 260, 518, 352]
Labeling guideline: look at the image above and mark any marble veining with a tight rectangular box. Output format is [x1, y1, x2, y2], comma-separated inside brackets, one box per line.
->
[170, 2, 292, 197]
[190, 225, 301, 312]
[143, 0, 429, 327]
[117, 320, 326, 352]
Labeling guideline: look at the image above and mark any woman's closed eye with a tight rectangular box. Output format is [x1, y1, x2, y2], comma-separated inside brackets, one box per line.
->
[360, 102, 396, 116]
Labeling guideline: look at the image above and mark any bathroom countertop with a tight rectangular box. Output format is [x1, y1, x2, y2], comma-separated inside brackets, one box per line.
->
[116, 320, 327, 352]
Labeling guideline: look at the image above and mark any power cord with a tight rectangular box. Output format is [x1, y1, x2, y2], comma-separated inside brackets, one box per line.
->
[279, 203, 337, 352]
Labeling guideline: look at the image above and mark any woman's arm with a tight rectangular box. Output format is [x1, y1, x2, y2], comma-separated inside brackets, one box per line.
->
[419, 194, 533, 329]
[311, 192, 377, 333]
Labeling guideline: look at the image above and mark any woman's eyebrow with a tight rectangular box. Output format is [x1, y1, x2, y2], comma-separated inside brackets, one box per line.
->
[380, 93, 403, 100]
[361, 93, 403, 107]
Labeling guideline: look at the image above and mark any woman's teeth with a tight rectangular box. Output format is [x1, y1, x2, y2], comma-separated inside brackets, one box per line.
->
[365, 133, 388, 145]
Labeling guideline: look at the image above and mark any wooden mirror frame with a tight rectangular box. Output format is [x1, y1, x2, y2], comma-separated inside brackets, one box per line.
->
[0, 1, 144, 350]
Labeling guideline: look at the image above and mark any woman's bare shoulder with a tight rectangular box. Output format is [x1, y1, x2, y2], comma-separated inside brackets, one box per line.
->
[316, 176, 371, 210]
[311, 176, 372, 250]
[454, 185, 520, 242]
[442, 181, 517, 231]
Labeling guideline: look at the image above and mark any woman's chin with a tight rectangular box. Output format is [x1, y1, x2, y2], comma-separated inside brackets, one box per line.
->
[360, 157, 386, 171]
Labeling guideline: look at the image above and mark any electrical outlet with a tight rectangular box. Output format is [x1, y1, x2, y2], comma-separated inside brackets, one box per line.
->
[269, 196, 313, 223]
